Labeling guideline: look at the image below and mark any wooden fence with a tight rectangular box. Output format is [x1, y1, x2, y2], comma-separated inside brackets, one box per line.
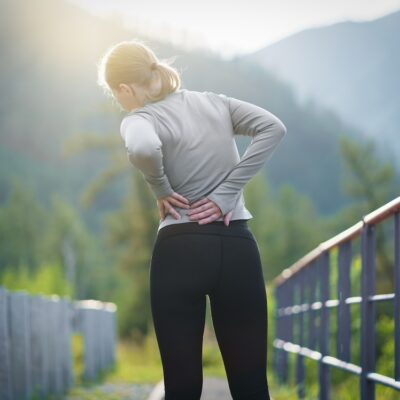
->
[0, 287, 117, 400]
[272, 196, 400, 399]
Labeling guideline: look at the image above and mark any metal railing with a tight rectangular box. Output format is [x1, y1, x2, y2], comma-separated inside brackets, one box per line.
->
[272, 196, 400, 399]
[0, 287, 117, 400]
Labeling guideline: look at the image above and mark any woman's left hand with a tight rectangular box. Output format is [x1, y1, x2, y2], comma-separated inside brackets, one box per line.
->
[187, 197, 233, 226]
[157, 192, 190, 220]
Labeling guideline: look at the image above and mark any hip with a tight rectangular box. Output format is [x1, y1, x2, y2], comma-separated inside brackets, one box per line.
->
[155, 219, 257, 246]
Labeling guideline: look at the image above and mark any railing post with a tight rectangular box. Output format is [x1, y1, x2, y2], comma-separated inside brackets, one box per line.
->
[318, 251, 330, 400]
[286, 279, 295, 384]
[280, 280, 290, 384]
[394, 212, 400, 381]
[360, 224, 376, 399]
[273, 284, 282, 379]
[337, 241, 352, 362]
[296, 272, 305, 398]
[308, 260, 318, 352]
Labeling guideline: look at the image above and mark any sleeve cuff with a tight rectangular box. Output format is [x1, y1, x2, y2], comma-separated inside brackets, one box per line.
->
[147, 178, 174, 200]
[206, 191, 241, 216]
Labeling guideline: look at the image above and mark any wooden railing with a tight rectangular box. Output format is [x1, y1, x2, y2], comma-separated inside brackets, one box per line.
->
[0, 287, 117, 399]
[272, 196, 400, 399]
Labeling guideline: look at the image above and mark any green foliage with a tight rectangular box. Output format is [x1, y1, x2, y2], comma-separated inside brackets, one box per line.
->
[0, 14, 397, 393]
[0, 260, 73, 297]
[0, 178, 46, 273]
[42, 193, 97, 300]
[339, 136, 395, 209]
[103, 171, 160, 339]
[0, 177, 115, 302]
[245, 174, 326, 282]
[71, 333, 85, 386]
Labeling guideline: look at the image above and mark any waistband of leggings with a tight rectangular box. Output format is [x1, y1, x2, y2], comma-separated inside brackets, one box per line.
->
[156, 219, 252, 241]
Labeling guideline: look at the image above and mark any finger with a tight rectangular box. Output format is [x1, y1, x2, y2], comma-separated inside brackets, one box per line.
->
[224, 214, 229, 226]
[165, 203, 181, 220]
[187, 201, 214, 216]
[227, 210, 233, 220]
[172, 192, 190, 205]
[189, 197, 208, 209]
[187, 204, 215, 220]
[191, 207, 220, 222]
[198, 212, 221, 225]
[160, 203, 166, 220]
[168, 197, 190, 209]
[224, 210, 234, 226]
[157, 200, 163, 217]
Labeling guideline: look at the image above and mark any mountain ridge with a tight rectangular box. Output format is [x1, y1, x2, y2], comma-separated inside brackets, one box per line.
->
[241, 9, 400, 168]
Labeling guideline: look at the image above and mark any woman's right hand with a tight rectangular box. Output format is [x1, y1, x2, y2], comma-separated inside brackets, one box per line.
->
[157, 192, 190, 220]
[187, 197, 233, 226]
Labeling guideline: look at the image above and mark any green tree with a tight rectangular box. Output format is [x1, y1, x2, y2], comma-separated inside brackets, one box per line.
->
[0, 261, 72, 298]
[339, 136, 396, 293]
[0, 177, 46, 274]
[104, 171, 160, 341]
[339, 136, 394, 212]
[41, 193, 97, 299]
[62, 127, 160, 339]
[245, 173, 324, 281]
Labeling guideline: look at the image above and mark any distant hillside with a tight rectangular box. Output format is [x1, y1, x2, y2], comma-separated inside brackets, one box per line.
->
[242, 10, 400, 168]
[0, 0, 377, 229]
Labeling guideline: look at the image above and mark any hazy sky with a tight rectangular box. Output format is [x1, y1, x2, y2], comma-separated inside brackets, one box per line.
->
[70, 0, 400, 58]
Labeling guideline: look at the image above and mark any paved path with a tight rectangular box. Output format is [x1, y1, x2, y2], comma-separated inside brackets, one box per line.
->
[66, 377, 233, 399]
[200, 377, 232, 399]
[148, 377, 232, 400]
[67, 382, 156, 399]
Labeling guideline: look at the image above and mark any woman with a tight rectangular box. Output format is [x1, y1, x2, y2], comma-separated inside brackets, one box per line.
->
[97, 39, 287, 400]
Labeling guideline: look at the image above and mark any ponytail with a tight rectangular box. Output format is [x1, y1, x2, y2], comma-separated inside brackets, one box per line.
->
[97, 38, 182, 102]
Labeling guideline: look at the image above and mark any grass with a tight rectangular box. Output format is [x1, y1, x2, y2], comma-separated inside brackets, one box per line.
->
[103, 326, 228, 384]
[65, 325, 296, 399]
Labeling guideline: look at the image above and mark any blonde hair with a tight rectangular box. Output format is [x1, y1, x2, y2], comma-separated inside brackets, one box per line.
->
[97, 38, 182, 103]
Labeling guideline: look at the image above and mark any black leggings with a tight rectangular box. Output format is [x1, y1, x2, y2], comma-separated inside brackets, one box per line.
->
[150, 219, 270, 400]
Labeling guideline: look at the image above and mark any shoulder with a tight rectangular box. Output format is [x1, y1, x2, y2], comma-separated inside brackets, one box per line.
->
[177, 88, 229, 104]
[200, 90, 230, 108]
[120, 112, 157, 141]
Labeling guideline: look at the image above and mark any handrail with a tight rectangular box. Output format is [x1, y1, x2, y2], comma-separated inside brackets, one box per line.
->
[273, 196, 400, 287]
[271, 195, 400, 399]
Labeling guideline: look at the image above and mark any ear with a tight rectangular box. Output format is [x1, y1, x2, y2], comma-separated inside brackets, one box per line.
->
[117, 83, 131, 95]
[127, 83, 139, 97]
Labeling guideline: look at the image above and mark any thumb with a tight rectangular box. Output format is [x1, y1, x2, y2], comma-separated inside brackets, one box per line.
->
[223, 210, 233, 226]
[159, 200, 166, 220]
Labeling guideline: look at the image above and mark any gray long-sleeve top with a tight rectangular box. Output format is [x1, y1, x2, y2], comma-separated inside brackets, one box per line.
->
[120, 88, 287, 232]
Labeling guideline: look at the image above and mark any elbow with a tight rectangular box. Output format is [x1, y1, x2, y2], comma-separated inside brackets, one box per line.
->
[127, 143, 157, 160]
[127, 146, 159, 169]
[276, 119, 287, 138]
[128, 148, 148, 160]
[127, 151, 149, 171]
[264, 115, 287, 138]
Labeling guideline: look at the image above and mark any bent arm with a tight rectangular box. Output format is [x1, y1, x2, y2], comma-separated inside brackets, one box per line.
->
[206, 95, 287, 215]
[120, 115, 174, 199]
